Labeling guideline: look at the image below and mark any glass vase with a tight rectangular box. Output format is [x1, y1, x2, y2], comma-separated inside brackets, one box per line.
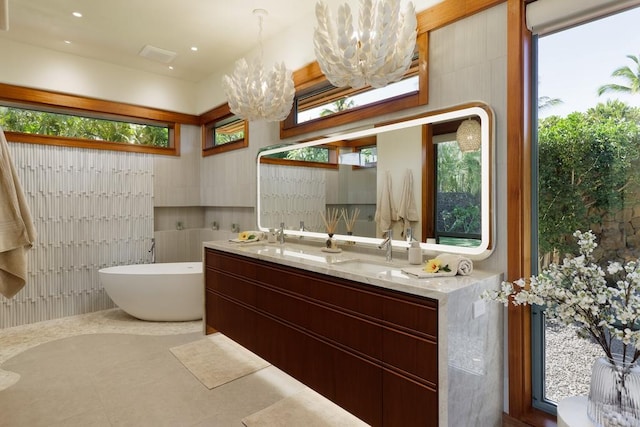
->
[587, 356, 640, 427]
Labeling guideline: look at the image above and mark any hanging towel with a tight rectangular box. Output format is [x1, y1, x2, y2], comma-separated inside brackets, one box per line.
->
[0, 127, 36, 299]
[397, 169, 419, 224]
[374, 170, 397, 232]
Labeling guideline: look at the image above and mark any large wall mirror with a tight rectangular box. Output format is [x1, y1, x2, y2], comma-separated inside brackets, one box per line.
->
[257, 102, 495, 259]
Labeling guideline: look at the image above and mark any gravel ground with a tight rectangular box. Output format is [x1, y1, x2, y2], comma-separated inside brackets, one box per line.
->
[545, 322, 603, 402]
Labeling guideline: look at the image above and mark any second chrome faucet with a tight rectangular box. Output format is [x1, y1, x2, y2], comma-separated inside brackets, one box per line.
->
[378, 229, 393, 262]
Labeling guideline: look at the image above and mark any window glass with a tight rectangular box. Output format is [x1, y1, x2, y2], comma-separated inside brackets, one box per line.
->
[263, 146, 331, 163]
[213, 116, 244, 146]
[0, 105, 169, 147]
[434, 134, 481, 247]
[534, 5, 640, 412]
[298, 75, 419, 123]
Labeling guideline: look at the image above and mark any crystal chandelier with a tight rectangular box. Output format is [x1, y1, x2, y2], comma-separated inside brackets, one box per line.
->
[222, 9, 295, 122]
[313, 0, 417, 90]
[456, 118, 482, 153]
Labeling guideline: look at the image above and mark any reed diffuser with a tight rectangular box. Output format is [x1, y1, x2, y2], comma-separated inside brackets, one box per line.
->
[341, 208, 359, 245]
[341, 208, 360, 235]
[320, 208, 341, 251]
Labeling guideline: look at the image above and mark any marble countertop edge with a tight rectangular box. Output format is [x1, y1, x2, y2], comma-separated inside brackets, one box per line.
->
[203, 240, 500, 300]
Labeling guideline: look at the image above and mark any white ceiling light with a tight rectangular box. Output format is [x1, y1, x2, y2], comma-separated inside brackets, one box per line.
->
[456, 118, 482, 153]
[222, 9, 295, 122]
[313, 0, 417, 89]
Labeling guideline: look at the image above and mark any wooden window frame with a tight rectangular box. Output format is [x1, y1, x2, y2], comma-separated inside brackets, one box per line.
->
[280, 31, 429, 140]
[259, 145, 338, 170]
[200, 103, 248, 157]
[0, 83, 198, 156]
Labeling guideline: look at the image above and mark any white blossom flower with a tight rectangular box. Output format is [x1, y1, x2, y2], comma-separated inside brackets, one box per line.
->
[483, 230, 640, 365]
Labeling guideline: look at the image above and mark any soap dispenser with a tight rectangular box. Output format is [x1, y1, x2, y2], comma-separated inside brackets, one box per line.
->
[408, 241, 422, 265]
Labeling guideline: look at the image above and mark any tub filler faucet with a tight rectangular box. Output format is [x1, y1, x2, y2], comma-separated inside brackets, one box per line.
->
[149, 238, 156, 263]
[378, 229, 393, 262]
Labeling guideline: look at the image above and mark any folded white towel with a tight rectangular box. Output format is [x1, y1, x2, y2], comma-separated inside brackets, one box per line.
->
[374, 171, 398, 232]
[229, 230, 265, 243]
[0, 127, 37, 299]
[401, 253, 474, 279]
[436, 253, 474, 276]
[401, 266, 456, 278]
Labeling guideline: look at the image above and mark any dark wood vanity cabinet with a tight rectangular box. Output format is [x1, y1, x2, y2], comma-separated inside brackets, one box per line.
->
[205, 248, 439, 426]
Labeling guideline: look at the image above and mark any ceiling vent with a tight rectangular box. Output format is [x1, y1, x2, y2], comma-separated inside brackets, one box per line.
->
[139, 45, 177, 64]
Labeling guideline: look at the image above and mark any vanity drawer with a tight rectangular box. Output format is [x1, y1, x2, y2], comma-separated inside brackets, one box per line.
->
[206, 269, 257, 307]
[382, 295, 438, 339]
[257, 261, 383, 319]
[205, 249, 258, 279]
[382, 328, 438, 385]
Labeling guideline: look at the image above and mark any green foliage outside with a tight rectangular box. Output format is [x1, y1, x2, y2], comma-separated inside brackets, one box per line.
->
[437, 141, 481, 195]
[214, 129, 244, 146]
[436, 140, 482, 237]
[284, 147, 329, 162]
[537, 100, 640, 257]
[442, 205, 481, 234]
[0, 106, 169, 147]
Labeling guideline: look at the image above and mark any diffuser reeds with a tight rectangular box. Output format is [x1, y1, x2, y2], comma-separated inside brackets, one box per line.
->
[321, 208, 341, 235]
[341, 208, 360, 234]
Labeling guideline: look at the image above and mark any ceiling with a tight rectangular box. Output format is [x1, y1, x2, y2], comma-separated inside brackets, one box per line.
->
[0, 0, 439, 83]
[0, 0, 326, 83]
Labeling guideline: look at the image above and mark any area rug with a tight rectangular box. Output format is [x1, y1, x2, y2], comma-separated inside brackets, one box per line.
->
[241, 387, 370, 427]
[170, 333, 270, 389]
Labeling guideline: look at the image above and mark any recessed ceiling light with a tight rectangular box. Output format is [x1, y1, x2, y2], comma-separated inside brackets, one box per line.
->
[168, 66, 174, 70]
[64, 40, 72, 44]
[190, 46, 198, 52]
[72, 11, 82, 18]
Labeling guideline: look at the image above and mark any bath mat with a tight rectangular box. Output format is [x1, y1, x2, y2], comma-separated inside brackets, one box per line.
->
[241, 387, 370, 427]
[170, 333, 270, 389]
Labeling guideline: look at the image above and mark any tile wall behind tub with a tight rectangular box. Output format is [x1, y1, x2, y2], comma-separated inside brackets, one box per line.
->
[2, 142, 153, 328]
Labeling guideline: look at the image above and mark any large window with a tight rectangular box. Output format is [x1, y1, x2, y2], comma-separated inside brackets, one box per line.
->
[533, 5, 640, 414]
[0, 84, 190, 155]
[0, 105, 170, 147]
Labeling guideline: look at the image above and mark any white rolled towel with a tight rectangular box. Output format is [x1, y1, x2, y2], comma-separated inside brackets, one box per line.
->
[436, 253, 473, 276]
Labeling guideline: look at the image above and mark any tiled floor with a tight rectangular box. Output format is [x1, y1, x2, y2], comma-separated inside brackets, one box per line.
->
[0, 311, 307, 427]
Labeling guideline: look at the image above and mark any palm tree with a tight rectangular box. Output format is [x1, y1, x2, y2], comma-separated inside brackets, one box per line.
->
[320, 97, 356, 116]
[597, 54, 640, 96]
[538, 96, 563, 112]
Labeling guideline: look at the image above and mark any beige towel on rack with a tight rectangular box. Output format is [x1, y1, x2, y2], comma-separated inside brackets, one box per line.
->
[0, 127, 36, 299]
[374, 171, 398, 232]
[397, 169, 419, 224]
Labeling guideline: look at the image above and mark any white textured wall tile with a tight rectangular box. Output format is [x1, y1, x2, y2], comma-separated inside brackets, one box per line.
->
[2, 143, 153, 328]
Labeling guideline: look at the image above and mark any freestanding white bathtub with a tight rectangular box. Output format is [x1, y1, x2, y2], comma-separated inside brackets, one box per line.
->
[99, 262, 203, 321]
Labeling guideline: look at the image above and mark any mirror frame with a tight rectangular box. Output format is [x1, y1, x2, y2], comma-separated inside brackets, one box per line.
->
[256, 102, 495, 260]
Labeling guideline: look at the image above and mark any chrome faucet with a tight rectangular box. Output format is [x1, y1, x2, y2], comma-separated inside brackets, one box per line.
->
[405, 227, 413, 243]
[278, 222, 285, 244]
[378, 229, 393, 262]
[299, 221, 305, 239]
[149, 238, 156, 263]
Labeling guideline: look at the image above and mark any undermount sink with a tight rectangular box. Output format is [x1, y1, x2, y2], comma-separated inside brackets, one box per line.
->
[240, 243, 331, 264]
[332, 259, 405, 275]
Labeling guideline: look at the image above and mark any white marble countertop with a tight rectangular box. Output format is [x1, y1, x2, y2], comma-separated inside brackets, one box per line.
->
[203, 239, 499, 300]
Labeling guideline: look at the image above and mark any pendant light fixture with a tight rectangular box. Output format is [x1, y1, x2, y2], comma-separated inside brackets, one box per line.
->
[313, 0, 417, 89]
[222, 9, 295, 122]
[456, 118, 482, 153]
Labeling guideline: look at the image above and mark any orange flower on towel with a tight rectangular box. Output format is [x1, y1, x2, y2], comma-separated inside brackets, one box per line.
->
[238, 231, 255, 241]
[424, 259, 451, 273]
